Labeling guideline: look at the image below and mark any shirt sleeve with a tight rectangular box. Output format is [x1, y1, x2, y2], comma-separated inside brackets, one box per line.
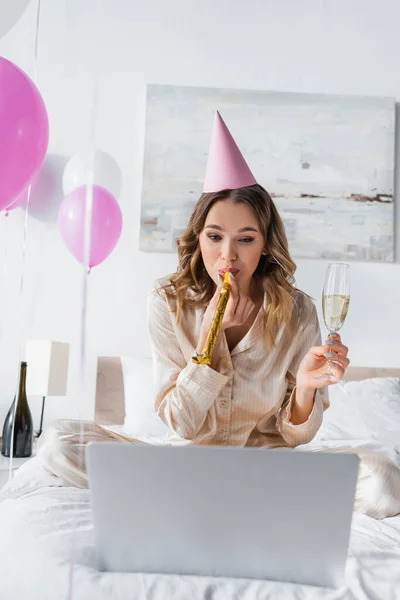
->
[147, 289, 230, 440]
[276, 302, 329, 447]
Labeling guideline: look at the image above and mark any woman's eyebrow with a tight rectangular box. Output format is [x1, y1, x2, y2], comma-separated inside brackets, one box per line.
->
[205, 225, 259, 233]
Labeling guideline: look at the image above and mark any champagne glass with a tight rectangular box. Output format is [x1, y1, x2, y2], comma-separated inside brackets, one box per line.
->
[318, 262, 350, 381]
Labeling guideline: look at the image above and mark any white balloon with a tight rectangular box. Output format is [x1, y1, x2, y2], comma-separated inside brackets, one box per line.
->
[0, 0, 31, 40]
[62, 150, 123, 198]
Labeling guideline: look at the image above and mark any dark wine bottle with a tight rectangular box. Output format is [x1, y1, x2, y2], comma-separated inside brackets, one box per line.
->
[1, 361, 33, 458]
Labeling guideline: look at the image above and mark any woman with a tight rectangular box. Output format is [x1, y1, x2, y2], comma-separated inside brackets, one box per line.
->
[148, 110, 342, 448]
[38, 112, 400, 518]
[149, 182, 338, 448]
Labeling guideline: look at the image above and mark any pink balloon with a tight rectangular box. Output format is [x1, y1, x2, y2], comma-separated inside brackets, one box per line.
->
[0, 58, 49, 212]
[58, 185, 123, 268]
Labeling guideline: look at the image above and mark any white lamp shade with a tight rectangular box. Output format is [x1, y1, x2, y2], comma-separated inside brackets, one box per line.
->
[25, 341, 70, 397]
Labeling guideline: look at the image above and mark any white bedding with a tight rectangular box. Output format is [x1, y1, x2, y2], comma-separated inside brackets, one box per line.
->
[0, 377, 399, 600]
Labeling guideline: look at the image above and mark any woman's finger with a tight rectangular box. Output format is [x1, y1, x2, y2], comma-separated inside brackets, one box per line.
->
[322, 341, 349, 356]
[228, 274, 239, 297]
[214, 276, 224, 293]
[209, 279, 224, 309]
[223, 292, 238, 324]
[309, 345, 329, 357]
[328, 332, 341, 343]
[227, 275, 240, 310]
[325, 354, 350, 369]
[308, 345, 350, 367]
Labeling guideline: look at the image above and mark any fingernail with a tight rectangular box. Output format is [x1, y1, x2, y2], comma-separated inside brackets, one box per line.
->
[217, 274, 222, 283]
[324, 353, 334, 358]
[330, 332, 338, 337]
[325, 340, 333, 346]
[229, 272, 235, 279]
[326, 360, 335, 366]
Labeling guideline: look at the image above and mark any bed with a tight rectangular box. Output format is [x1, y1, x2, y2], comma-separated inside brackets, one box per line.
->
[0, 359, 399, 600]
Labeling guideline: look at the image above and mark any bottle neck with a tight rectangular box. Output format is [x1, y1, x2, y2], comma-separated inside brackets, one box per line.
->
[17, 362, 27, 407]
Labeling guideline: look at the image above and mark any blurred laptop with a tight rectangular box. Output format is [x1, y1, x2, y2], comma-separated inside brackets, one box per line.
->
[86, 443, 358, 588]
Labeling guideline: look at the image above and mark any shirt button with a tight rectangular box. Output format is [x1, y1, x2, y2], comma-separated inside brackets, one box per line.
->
[220, 429, 228, 438]
[219, 400, 228, 409]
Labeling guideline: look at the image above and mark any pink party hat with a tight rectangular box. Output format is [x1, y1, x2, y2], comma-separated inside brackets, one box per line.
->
[203, 111, 257, 193]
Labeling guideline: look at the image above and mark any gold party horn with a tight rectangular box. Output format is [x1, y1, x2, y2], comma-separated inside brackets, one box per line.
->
[192, 271, 231, 365]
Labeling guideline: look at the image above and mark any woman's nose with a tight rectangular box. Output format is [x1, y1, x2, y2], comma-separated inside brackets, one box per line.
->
[221, 242, 237, 262]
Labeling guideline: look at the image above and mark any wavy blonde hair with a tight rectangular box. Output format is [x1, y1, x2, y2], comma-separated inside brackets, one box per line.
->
[159, 184, 297, 349]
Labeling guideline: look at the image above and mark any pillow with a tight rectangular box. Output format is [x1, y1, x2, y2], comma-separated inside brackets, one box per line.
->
[121, 356, 169, 442]
[316, 377, 400, 448]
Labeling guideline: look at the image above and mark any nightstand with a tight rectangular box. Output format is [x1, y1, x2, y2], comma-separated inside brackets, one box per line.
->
[0, 439, 37, 490]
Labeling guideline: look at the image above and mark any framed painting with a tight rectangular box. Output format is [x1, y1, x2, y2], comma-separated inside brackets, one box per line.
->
[140, 84, 395, 262]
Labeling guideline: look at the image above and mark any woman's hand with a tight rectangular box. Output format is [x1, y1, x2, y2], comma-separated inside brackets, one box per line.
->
[220, 274, 255, 331]
[296, 333, 350, 390]
[201, 274, 255, 335]
[196, 275, 255, 357]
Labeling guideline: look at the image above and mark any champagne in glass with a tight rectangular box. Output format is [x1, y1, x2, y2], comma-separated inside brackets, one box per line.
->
[322, 294, 350, 333]
[321, 263, 350, 381]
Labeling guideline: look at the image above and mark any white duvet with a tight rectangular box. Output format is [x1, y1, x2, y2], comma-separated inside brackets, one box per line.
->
[0, 377, 399, 600]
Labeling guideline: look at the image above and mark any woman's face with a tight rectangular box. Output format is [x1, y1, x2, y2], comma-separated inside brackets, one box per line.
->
[199, 199, 265, 294]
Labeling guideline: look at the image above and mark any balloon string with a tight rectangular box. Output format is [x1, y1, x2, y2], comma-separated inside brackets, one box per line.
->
[33, 0, 42, 83]
[66, 3, 101, 597]
[0, 212, 7, 341]
[8, 0, 42, 478]
[18, 0, 42, 350]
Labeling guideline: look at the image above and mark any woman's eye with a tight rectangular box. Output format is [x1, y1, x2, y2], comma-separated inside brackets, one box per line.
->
[208, 234, 222, 242]
[239, 237, 255, 244]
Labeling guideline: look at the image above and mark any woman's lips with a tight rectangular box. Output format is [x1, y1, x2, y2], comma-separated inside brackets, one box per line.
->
[218, 268, 240, 276]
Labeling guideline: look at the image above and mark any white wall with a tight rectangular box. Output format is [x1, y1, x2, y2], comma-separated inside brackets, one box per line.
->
[0, 0, 399, 429]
